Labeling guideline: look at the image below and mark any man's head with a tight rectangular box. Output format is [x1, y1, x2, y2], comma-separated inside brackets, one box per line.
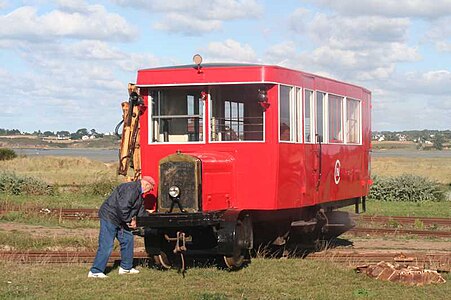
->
[141, 176, 155, 194]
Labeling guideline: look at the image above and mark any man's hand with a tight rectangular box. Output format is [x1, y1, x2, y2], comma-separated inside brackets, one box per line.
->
[128, 217, 137, 229]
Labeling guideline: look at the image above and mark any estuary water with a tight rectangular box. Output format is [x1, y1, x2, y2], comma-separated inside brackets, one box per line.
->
[13, 147, 450, 162]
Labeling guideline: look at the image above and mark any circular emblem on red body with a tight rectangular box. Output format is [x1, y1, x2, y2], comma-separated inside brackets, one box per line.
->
[334, 160, 341, 184]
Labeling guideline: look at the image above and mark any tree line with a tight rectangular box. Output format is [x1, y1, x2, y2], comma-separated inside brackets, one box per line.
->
[0, 128, 104, 140]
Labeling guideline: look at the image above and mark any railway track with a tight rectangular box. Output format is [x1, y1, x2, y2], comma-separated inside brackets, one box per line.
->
[353, 215, 451, 226]
[348, 227, 451, 238]
[1, 207, 450, 225]
[1, 207, 450, 237]
[0, 250, 449, 270]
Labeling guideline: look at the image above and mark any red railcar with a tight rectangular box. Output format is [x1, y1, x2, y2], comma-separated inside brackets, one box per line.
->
[133, 62, 371, 268]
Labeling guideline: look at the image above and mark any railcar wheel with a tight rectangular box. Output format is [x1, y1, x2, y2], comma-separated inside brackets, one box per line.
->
[222, 215, 253, 270]
[223, 255, 245, 269]
[153, 251, 172, 269]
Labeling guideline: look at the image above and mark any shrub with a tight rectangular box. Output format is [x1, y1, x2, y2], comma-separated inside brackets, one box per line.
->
[369, 174, 446, 202]
[0, 148, 17, 161]
[81, 173, 119, 197]
[0, 172, 53, 195]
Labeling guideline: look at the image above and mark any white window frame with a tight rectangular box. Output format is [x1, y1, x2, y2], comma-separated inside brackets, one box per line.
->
[327, 93, 345, 144]
[344, 97, 362, 145]
[208, 84, 266, 144]
[315, 90, 327, 144]
[278, 84, 296, 143]
[147, 90, 207, 145]
[295, 87, 302, 143]
[303, 89, 314, 144]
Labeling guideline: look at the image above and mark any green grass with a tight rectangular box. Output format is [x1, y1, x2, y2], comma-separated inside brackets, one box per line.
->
[0, 156, 119, 185]
[372, 156, 451, 184]
[0, 259, 448, 299]
[0, 211, 99, 229]
[0, 231, 98, 251]
[0, 193, 104, 209]
[343, 200, 451, 218]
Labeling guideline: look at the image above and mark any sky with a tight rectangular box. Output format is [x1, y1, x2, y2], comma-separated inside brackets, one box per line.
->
[0, 0, 450, 133]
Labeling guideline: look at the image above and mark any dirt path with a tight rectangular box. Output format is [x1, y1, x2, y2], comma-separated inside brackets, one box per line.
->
[337, 236, 451, 252]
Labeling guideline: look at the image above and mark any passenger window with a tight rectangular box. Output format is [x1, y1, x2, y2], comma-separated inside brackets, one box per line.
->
[279, 85, 293, 141]
[316, 92, 325, 142]
[304, 89, 313, 143]
[346, 98, 361, 144]
[295, 87, 302, 143]
[149, 87, 204, 143]
[210, 84, 264, 142]
[223, 100, 244, 141]
[328, 94, 343, 143]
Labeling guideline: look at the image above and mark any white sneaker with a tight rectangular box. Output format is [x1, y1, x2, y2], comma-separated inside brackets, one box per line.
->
[88, 271, 108, 278]
[118, 267, 140, 275]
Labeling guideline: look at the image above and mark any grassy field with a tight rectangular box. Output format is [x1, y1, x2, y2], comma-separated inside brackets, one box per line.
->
[0, 259, 449, 300]
[0, 156, 119, 185]
[372, 156, 451, 184]
[342, 200, 451, 218]
[0, 231, 98, 251]
[0, 193, 105, 209]
[372, 141, 418, 150]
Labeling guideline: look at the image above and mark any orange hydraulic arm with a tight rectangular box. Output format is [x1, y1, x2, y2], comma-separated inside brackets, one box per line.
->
[117, 83, 145, 179]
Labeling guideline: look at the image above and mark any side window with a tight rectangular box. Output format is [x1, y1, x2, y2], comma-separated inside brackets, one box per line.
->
[223, 100, 244, 141]
[328, 94, 343, 143]
[150, 88, 204, 143]
[295, 87, 302, 143]
[316, 91, 325, 142]
[210, 84, 264, 142]
[279, 85, 293, 141]
[346, 98, 361, 144]
[304, 89, 313, 143]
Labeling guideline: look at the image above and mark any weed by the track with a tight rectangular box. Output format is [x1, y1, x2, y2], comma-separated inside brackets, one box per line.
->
[341, 200, 451, 218]
[0, 259, 449, 299]
[0, 231, 98, 251]
[0, 210, 99, 229]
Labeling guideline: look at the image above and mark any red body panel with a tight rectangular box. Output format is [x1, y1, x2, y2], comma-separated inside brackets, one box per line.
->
[138, 64, 371, 212]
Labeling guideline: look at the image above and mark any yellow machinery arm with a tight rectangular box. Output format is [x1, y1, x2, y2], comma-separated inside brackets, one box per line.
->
[117, 83, 144, 179]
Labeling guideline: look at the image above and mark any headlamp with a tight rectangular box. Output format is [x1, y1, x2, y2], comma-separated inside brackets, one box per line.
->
[168, 185, 180, 198]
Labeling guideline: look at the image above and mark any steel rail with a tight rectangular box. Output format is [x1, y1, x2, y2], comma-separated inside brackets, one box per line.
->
[0, 250, 449, 268]
[348, 227, 451, 238]
[1, 207, 450, 225]
[353, 215, 451, 226]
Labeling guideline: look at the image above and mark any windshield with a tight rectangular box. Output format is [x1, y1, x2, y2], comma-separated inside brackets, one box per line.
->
[148, 84, 266, 143]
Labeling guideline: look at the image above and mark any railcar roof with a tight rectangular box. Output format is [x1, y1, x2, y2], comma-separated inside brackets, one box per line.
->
[138, 63, 370, 93]
[139, 63, 264, 71]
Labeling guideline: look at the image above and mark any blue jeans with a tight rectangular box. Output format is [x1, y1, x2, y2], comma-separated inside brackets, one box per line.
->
[90, 218, 134, 273]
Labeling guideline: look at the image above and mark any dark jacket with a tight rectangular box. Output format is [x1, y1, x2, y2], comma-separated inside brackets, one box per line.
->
[98, 180, 147, 227]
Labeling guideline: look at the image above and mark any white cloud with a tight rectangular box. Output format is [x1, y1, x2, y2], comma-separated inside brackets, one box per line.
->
[0, 0, 8, 9]
[436, 41, 451, 52]
[306, 14, 410, 48]
[0, 37, 162, 132]
[0, 5, 136, 42]
[306, 0, 451, 19]
[424, 16, 451, 52]
[113, 0, 262, 19]
[113, 0, 263, 35]
[203, 39, 257, 62]
[265, 41, 297, 65]
[286, 12, 420, 81]
[154, 13, 222, 35]
[396, 70, 451, 95]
